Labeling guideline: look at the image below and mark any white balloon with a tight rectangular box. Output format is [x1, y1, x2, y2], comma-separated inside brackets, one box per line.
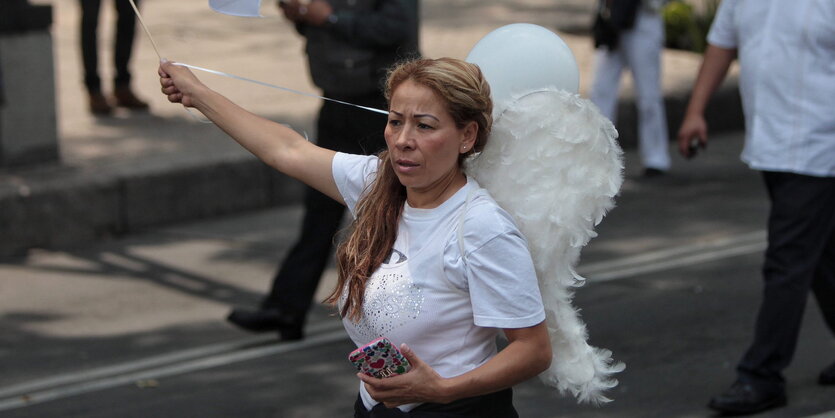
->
[466, 23, 579, 116]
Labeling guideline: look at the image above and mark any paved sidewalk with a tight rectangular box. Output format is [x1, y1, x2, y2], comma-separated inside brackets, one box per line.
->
[1, 0, 741, 256]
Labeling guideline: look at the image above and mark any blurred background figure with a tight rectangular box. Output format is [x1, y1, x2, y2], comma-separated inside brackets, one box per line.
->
[590, 0, 670, 177]
[226, 0, 420, 341]
[677, 0, 835, 414]
[78, 0, 149, 116]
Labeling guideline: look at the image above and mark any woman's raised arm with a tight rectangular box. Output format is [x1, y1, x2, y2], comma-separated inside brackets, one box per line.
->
[159, 60, 342, 204]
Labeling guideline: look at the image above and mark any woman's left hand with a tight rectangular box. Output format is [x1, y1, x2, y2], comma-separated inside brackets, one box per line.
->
[358, 343, 449, 408]
[158, 60, 205, 108]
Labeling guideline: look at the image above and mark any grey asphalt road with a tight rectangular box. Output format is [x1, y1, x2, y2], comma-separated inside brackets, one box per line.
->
[2, 131, 834, 417]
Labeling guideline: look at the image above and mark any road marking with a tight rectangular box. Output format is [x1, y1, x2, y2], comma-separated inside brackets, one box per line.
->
[804, 411, 835, 418]
[0, 231, 768, 411]
[580, 231, 766, 282]
[0, 322, 347, 411]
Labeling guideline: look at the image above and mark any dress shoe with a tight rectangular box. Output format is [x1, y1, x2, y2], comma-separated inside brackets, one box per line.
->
[88, 92, 113, 116]
[820, 361, 835, 385]
[226, 308, 304, 341]
[113, 87, 149, 110]
[708, 380, 787, 415]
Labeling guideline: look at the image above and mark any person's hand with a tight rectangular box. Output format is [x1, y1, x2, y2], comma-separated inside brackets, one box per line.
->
[278, 0, 332, 26]
[158, 60, 204, 108]
[677, 113, 708, 159]
[303, 0, 333, 26]
[277, 0, 303, 22]
[358, 344, 450, 408]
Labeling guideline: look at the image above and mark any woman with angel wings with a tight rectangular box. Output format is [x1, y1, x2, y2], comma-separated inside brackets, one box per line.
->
[158, 23, 623, 418]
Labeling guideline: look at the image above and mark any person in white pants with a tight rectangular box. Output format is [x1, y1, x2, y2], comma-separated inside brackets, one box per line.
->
[591, 3, 670, 177]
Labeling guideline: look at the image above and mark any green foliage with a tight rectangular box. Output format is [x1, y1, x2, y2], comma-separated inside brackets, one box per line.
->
[662, 0, 719, 53]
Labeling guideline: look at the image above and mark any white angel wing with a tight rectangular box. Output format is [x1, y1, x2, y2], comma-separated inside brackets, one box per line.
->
[209, 0, 262, 17]
[466, 88, 625, 404]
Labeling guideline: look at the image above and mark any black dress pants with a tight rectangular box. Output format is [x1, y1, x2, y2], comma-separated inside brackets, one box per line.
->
[737, 171, 835, 389]
[263, 92, 388, 318]
[79, 0, 138, 92]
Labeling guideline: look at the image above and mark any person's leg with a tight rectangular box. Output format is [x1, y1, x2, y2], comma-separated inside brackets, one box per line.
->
[810, 183, 835, 385]
[112, 0, 148, 109]
[621, 10, 670, 172]
[267, 187, 346, 317]
[79, 0, 111, 114]
[113, 0, 136, 87]
[79, 0, 102, 92]
[711, 172, 835, 413]
[266, 94, 387, 313]
[738, 172, 835, 384]
[228, 94, 386, 338]
[589, 47, 625, 124]
[228, 101, 346, 338]
[226, 192, 339, 340]
[812, 229, 835, 334]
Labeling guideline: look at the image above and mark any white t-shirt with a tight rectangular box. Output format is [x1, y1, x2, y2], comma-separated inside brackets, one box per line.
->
[333, 153, 545, 411]
[707, 0, 835, 177]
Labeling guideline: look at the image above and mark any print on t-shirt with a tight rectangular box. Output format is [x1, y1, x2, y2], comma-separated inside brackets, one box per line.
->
[383, 249, 407, 265]
[344, 244, 423, 342]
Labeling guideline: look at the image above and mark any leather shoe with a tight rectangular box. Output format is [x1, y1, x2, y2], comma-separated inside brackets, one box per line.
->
[88, 92, 113, 116]
[113, 87, 149, 110]
[820, 362, 835, 386]
[708, 380, 786, 415]
[226, 308, 303, 341]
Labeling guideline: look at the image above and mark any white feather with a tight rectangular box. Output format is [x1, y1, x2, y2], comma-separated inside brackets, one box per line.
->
[466, 88, 625, 404]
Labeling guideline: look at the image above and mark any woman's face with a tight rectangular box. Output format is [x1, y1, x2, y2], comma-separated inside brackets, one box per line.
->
[385, 80, 476, 200]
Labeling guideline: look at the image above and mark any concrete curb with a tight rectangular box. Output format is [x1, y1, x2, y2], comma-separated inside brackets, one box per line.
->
[0, 81, 743, 258]
[1, 156, 303, 257]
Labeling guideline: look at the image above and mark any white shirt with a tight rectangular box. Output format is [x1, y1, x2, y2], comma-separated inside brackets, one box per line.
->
[332, 153, 545, 411]
[707, 0, 835, 177]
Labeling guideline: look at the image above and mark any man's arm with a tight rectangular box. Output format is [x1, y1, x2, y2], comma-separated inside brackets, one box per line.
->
[286, 0, 412, 48]
[676, 45, 737, 158]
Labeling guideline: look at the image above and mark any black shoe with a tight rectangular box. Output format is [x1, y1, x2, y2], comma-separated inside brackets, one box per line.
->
[820, 362, 835, 386]
[226, 308, 304, 341]
[642, 167, 666, 178]
[113, 86, 150, 110]
[88, 92, 113, 116]
[708, 381, 787, 415]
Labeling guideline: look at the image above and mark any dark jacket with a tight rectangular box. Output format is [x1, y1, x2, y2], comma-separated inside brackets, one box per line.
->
[593, 0, 642, 50]
[299, 0, 419, 98]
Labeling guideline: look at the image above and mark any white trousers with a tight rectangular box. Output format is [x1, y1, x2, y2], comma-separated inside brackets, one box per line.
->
[591, 9, 671, 171]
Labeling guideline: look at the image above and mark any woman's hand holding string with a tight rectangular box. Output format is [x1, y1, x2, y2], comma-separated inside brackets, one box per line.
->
[158, 60, 206, 108]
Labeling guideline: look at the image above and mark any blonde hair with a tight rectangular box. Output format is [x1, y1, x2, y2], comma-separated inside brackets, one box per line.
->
[326, 57, 493, 321]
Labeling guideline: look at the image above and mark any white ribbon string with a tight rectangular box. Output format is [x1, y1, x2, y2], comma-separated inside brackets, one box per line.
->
[127, 0, 389, 116]
[173, 63, 389, 115]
